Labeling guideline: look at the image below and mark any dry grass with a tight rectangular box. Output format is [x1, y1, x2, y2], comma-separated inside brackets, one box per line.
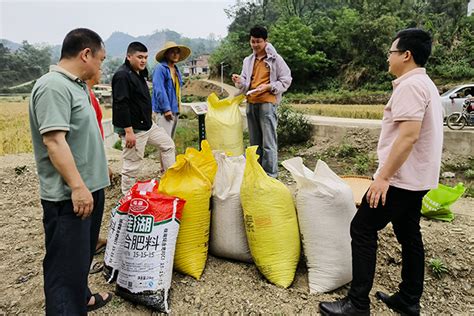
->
[0, 96, 384, 156]
[0, 96, 32, 155]
[291, 103, 384, 120]
[0, 96, 112, 156]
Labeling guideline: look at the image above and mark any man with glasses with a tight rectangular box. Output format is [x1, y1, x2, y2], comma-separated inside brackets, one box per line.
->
[319, 28, 443, 316]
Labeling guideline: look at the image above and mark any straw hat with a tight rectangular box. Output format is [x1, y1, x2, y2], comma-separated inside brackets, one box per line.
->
[155, 41, 191, 62]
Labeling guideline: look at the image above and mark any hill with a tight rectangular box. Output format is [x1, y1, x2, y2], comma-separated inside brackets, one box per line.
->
[103, 29, 219, 60]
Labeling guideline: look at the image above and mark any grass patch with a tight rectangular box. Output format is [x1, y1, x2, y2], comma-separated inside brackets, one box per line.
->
[291, 103, 384, 119]
[0, 98, 32, 155]
[277, 104, 313, 146]
[174, 118, 199, 154]
[285, 89, 390, 105]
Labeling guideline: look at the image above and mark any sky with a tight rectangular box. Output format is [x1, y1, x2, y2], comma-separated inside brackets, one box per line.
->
[0, 0, 236, 45]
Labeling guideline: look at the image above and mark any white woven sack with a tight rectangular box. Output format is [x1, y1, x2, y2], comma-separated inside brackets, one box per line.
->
[282, 157, 356, 293]
[210, 153, 252, 262]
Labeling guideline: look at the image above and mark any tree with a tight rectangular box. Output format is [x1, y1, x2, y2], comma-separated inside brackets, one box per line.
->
[270, 16, 331, 89]
[209, 0, 474, 91]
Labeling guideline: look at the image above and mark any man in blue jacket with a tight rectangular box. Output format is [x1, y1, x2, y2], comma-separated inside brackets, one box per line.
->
[152, 41, 191, 138]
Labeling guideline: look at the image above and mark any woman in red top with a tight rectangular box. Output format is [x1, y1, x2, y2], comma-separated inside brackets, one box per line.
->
[87, 71, 104, 139]
[86, 71, 108, 260]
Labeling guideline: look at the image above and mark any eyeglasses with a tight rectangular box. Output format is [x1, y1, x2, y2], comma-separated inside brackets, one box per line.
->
[387, 50, 406, 57]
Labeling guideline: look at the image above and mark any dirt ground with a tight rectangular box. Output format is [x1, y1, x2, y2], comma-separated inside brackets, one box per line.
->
[0, 130, 473, 315]
[182, 79, 229, 99]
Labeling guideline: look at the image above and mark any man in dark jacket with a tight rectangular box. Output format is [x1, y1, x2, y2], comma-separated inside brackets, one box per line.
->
[112, 42, 175, 195]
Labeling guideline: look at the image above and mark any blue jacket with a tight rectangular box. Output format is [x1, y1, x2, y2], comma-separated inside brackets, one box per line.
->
[152, 61, 183, 114]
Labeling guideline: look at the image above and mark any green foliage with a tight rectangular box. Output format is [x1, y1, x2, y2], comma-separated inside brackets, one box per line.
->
[113, 140, 122, 151]
[428, 258, 449, 279]
[277, 103, 312, 146]
[353, 153, 377, 175]
[286, 89, 390, 105]
[270, 16, 330, 89]
[337, 143, 358, 158]
[174, 118, 199, 154]
[464, 169, 474, 179]
[210, 0, 474, 91]
[101, 57, 123, 84]
[0, 42, 51, 90]
[143, 145, 157, 158]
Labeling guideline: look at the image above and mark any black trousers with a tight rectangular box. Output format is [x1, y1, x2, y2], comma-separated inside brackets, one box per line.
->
[41, 189, 105, 316]
[348, 186, 428, 309]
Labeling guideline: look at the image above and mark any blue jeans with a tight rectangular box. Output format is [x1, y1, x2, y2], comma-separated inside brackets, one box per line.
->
[246, 102, 278, 177]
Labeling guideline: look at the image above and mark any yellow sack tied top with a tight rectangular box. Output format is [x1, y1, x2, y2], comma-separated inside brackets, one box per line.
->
[158, 140, 217, 279]
[205, 93, 246, 156]
[240, 146, 300, 288]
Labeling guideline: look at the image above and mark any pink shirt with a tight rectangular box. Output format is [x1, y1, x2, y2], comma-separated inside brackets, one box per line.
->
[375, 68, 443, 191]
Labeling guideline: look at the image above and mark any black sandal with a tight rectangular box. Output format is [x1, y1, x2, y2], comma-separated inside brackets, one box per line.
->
[89, 260, 104, 274]
[87, 292, 113, 312]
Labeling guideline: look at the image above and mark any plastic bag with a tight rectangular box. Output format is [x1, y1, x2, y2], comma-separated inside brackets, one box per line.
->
[282, 157, 356, 293]
[205, 93, 245, 156]
[421, 183, 465, 222]
[103, 180, 158, 283]
[240, 146, 300, 288]
[159, 148, 214, 279]
[183, 140, 217, 184]
[116, 189, 185, 312]
[210, 153, 252, 262]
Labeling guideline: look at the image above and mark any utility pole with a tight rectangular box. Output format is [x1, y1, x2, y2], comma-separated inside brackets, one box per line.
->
[221, 61, 226, 94]
[220, 62, 225, 94]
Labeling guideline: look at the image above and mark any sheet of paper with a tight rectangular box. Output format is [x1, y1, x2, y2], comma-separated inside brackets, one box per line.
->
[246, 88, 260, 96]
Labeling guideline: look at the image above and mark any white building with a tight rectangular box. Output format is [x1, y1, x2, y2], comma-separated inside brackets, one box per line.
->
[469, 0, 474, 16]
[183, 54, 210, 77]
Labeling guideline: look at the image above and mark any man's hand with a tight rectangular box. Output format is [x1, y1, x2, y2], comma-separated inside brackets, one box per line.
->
[256, 83, 271, 92]
[231, 74, 241, 85]
[366, 177, 390, 208]
[124, 129, 136, 148]
[71, 184, 94, 219]
[164, 111, 174, 121]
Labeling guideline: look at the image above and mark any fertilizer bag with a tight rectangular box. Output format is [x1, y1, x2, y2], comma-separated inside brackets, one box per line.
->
[159, 153, 213, 279]
[240, 146, 300, 288]
[282, 157, 357, 293]
[210, 153, 252, 262]
[205, 93, 245, 156]
[103, 180, 158, 283]
[116, 190, 185, 312]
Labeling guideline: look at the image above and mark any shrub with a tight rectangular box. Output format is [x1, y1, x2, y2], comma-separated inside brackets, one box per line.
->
[277, 104, 312, 146]
[354, 153, 369, 174]
[337, 143, 358, 158]
[113, 139, 122, 151]
[428, 258, 449, 279]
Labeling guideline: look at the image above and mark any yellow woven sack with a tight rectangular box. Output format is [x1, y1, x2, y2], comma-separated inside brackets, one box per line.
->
[183, 140, 217, 185]
[158, 154, 212, 279]
[205, 93, 245, 156]
[240, 146, 300, 288]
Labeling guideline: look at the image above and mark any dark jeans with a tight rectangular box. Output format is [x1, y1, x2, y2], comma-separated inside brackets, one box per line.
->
[246, 102, 278, 178]
[348, 186, 428, 309]
[41, 189, 105, 316]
